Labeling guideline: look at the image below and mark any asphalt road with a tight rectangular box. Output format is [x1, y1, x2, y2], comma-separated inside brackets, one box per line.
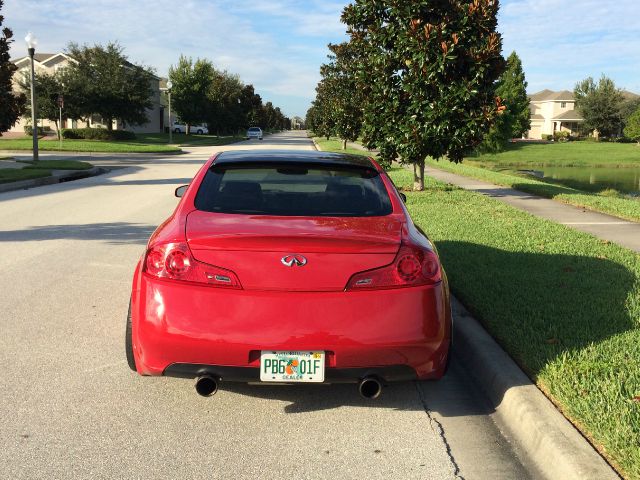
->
[0, 131, 536, 479]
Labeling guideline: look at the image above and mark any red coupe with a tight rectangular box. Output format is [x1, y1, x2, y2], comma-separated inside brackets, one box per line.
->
[127, 150, 452, 398]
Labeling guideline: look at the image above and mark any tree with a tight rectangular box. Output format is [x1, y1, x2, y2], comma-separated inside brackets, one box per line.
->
[624, 107, 640, 145]
[19, 71, 84, 138]
[621, 96, 640, 133]
[168, 55, 214, 134]
[206, 69, 244, 135]
[481, 51, 530, 152]
[574, 75, 624, 138]
[61, 42, 154, 130]
[342, 0, 505, 190]
[0, 1, 26, 134]
[319, 42, 363, 149]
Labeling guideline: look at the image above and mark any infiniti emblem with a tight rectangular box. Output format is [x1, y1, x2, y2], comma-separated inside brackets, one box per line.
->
[281, 254, 307, 267]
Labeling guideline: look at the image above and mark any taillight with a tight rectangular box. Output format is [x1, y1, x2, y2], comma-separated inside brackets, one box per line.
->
[346, 242, 441, 291]
[143, 242, 241, 289]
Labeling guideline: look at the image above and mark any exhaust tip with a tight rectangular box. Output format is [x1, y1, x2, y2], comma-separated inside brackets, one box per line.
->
[358, 377, 382, 399]
[195, 375, 218, 397]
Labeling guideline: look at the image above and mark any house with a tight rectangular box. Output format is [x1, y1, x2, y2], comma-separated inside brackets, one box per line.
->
[526, 88, 640, 139]
[10, 52, 163, 134]
[527, 89, 583, 139]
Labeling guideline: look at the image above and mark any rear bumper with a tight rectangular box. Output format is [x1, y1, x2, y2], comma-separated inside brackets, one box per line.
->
[131, 267, 451, 381]
[164, 363, 417, 383]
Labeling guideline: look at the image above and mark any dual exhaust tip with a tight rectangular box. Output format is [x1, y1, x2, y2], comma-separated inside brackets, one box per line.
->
[195, 375, 383, 399]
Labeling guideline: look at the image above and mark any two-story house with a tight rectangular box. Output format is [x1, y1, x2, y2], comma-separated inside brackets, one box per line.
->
[10, 52, 163, 134]
[527, 89, 583, 139]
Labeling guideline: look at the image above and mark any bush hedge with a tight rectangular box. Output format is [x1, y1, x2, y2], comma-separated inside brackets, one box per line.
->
[61, 128, 137, 141]
[553, 131, 570, 142]
[24, 126, 52, 135]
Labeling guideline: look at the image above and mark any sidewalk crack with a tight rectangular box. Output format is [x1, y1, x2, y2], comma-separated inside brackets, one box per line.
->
[415, 382, 465, 480]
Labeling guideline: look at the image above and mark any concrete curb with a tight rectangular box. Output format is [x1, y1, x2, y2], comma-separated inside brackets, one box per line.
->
[451, 297, 620, 480]
[0, 149, 185, 157]
[0, 166, 106, 194]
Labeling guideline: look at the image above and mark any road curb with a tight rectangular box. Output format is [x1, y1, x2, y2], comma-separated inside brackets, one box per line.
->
[0, 166, 107, 194]
[451, 296, 620, 480]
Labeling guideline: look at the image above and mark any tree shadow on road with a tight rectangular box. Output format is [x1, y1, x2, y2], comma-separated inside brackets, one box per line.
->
[0, 222, 156, 245]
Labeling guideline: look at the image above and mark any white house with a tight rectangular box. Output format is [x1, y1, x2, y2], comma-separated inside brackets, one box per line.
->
[10, 52, 163, 134]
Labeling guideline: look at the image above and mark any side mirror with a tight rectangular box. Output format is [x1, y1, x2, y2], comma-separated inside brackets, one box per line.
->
[399, 192, 407, 203]
[175, 184, 189, 198]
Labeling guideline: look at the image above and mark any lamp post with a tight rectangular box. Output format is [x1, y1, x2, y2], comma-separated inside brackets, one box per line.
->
[25, 32, 38, 162]
[166, 80, 173, 144]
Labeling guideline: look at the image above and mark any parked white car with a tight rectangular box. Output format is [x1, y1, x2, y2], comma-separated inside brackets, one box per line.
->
[172, 121, 209, 135]
[246, 127, 263, 140]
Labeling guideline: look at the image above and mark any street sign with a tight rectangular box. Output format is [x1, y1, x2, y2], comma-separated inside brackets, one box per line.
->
[57, 95, 64, 108]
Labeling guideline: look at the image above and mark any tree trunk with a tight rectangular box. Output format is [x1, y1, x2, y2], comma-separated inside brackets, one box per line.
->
[413, 159, 425, 191]
[106, 118, 113, 131]
[342, 138, 347, 150]
[186, 124, 191, 136]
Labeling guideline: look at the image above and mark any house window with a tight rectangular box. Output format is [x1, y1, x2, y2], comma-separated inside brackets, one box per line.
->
[561, 102, 567, 108]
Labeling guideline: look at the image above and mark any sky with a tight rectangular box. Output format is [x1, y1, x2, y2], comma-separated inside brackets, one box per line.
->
[4, 0, 640, 118]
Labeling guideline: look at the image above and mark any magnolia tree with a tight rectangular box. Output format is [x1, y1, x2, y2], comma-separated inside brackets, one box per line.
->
[319, 42, 363, 149]
[342, 0, 505, 190]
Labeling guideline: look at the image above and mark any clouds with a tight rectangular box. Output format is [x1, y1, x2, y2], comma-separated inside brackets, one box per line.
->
[499, 0, 640, 93]
[3, 0, 347, 116]
[3, 1, 638, 117]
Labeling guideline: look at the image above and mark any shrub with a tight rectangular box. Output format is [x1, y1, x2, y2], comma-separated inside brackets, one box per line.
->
[61, 128, 136, 141]
[541, 134, 553, 141]
[553, 131, 570, 142]
[24, 126, 51, 135]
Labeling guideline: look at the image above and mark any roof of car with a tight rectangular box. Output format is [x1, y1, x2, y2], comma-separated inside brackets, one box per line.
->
[213, 150, 377, 169]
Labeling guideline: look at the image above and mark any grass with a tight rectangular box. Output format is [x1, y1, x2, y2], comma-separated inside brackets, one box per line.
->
[135, 133, 243, 147]
[21, 160, 93, 170]
[427, 159, 640, 222]
[0, 138, 181, 153]
[315, 136, 640, 478]
[387, 166, 640, 479]
[468, 141, 640, 167]
[0, 168, 51, 184]
[313, 137, 376, 158]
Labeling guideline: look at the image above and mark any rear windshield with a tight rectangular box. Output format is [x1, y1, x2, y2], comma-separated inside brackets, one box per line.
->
[194, 163, 393, 216]
[248, 128, 261, 132]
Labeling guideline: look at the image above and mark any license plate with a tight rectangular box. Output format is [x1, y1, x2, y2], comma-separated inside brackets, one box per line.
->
[259, 351, 325, 382]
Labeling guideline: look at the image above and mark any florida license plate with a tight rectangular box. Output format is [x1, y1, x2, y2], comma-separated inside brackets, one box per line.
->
[259, 351, 325, 382]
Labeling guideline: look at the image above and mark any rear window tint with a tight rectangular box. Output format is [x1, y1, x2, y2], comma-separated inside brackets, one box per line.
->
[248, 128, 261, 132]
[194, 163, 393, 217]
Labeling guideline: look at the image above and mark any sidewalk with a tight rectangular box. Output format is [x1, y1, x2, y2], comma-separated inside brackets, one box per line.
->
[426, 164, 640, 253]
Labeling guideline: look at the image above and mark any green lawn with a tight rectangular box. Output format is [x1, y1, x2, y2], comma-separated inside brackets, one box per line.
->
[136, 133, 243, 147]
[428, 159, 640, 222]
[468, 141, 640, 167]
[388, 167, 640, 479]
[0, 138, 181, 153]
[0, 168, 51, 184]
[315, 135, 640, 478]
[313, 137, 375, 158]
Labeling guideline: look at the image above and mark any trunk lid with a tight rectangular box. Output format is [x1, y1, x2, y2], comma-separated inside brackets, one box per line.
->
[186, 211, 403, 291]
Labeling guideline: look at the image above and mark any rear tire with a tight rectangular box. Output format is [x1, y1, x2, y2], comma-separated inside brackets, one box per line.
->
[174, 128, 180, 134]
[125, 301, 137, 372]
[197, 129, 203, 135]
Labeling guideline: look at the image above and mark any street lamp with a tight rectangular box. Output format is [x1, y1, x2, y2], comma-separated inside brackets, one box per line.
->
[25, 31, 38, 162]
[166, 80, 173, 144]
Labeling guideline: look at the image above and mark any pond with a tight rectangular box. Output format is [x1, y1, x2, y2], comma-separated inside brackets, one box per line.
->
[514, 166, 640, 194]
